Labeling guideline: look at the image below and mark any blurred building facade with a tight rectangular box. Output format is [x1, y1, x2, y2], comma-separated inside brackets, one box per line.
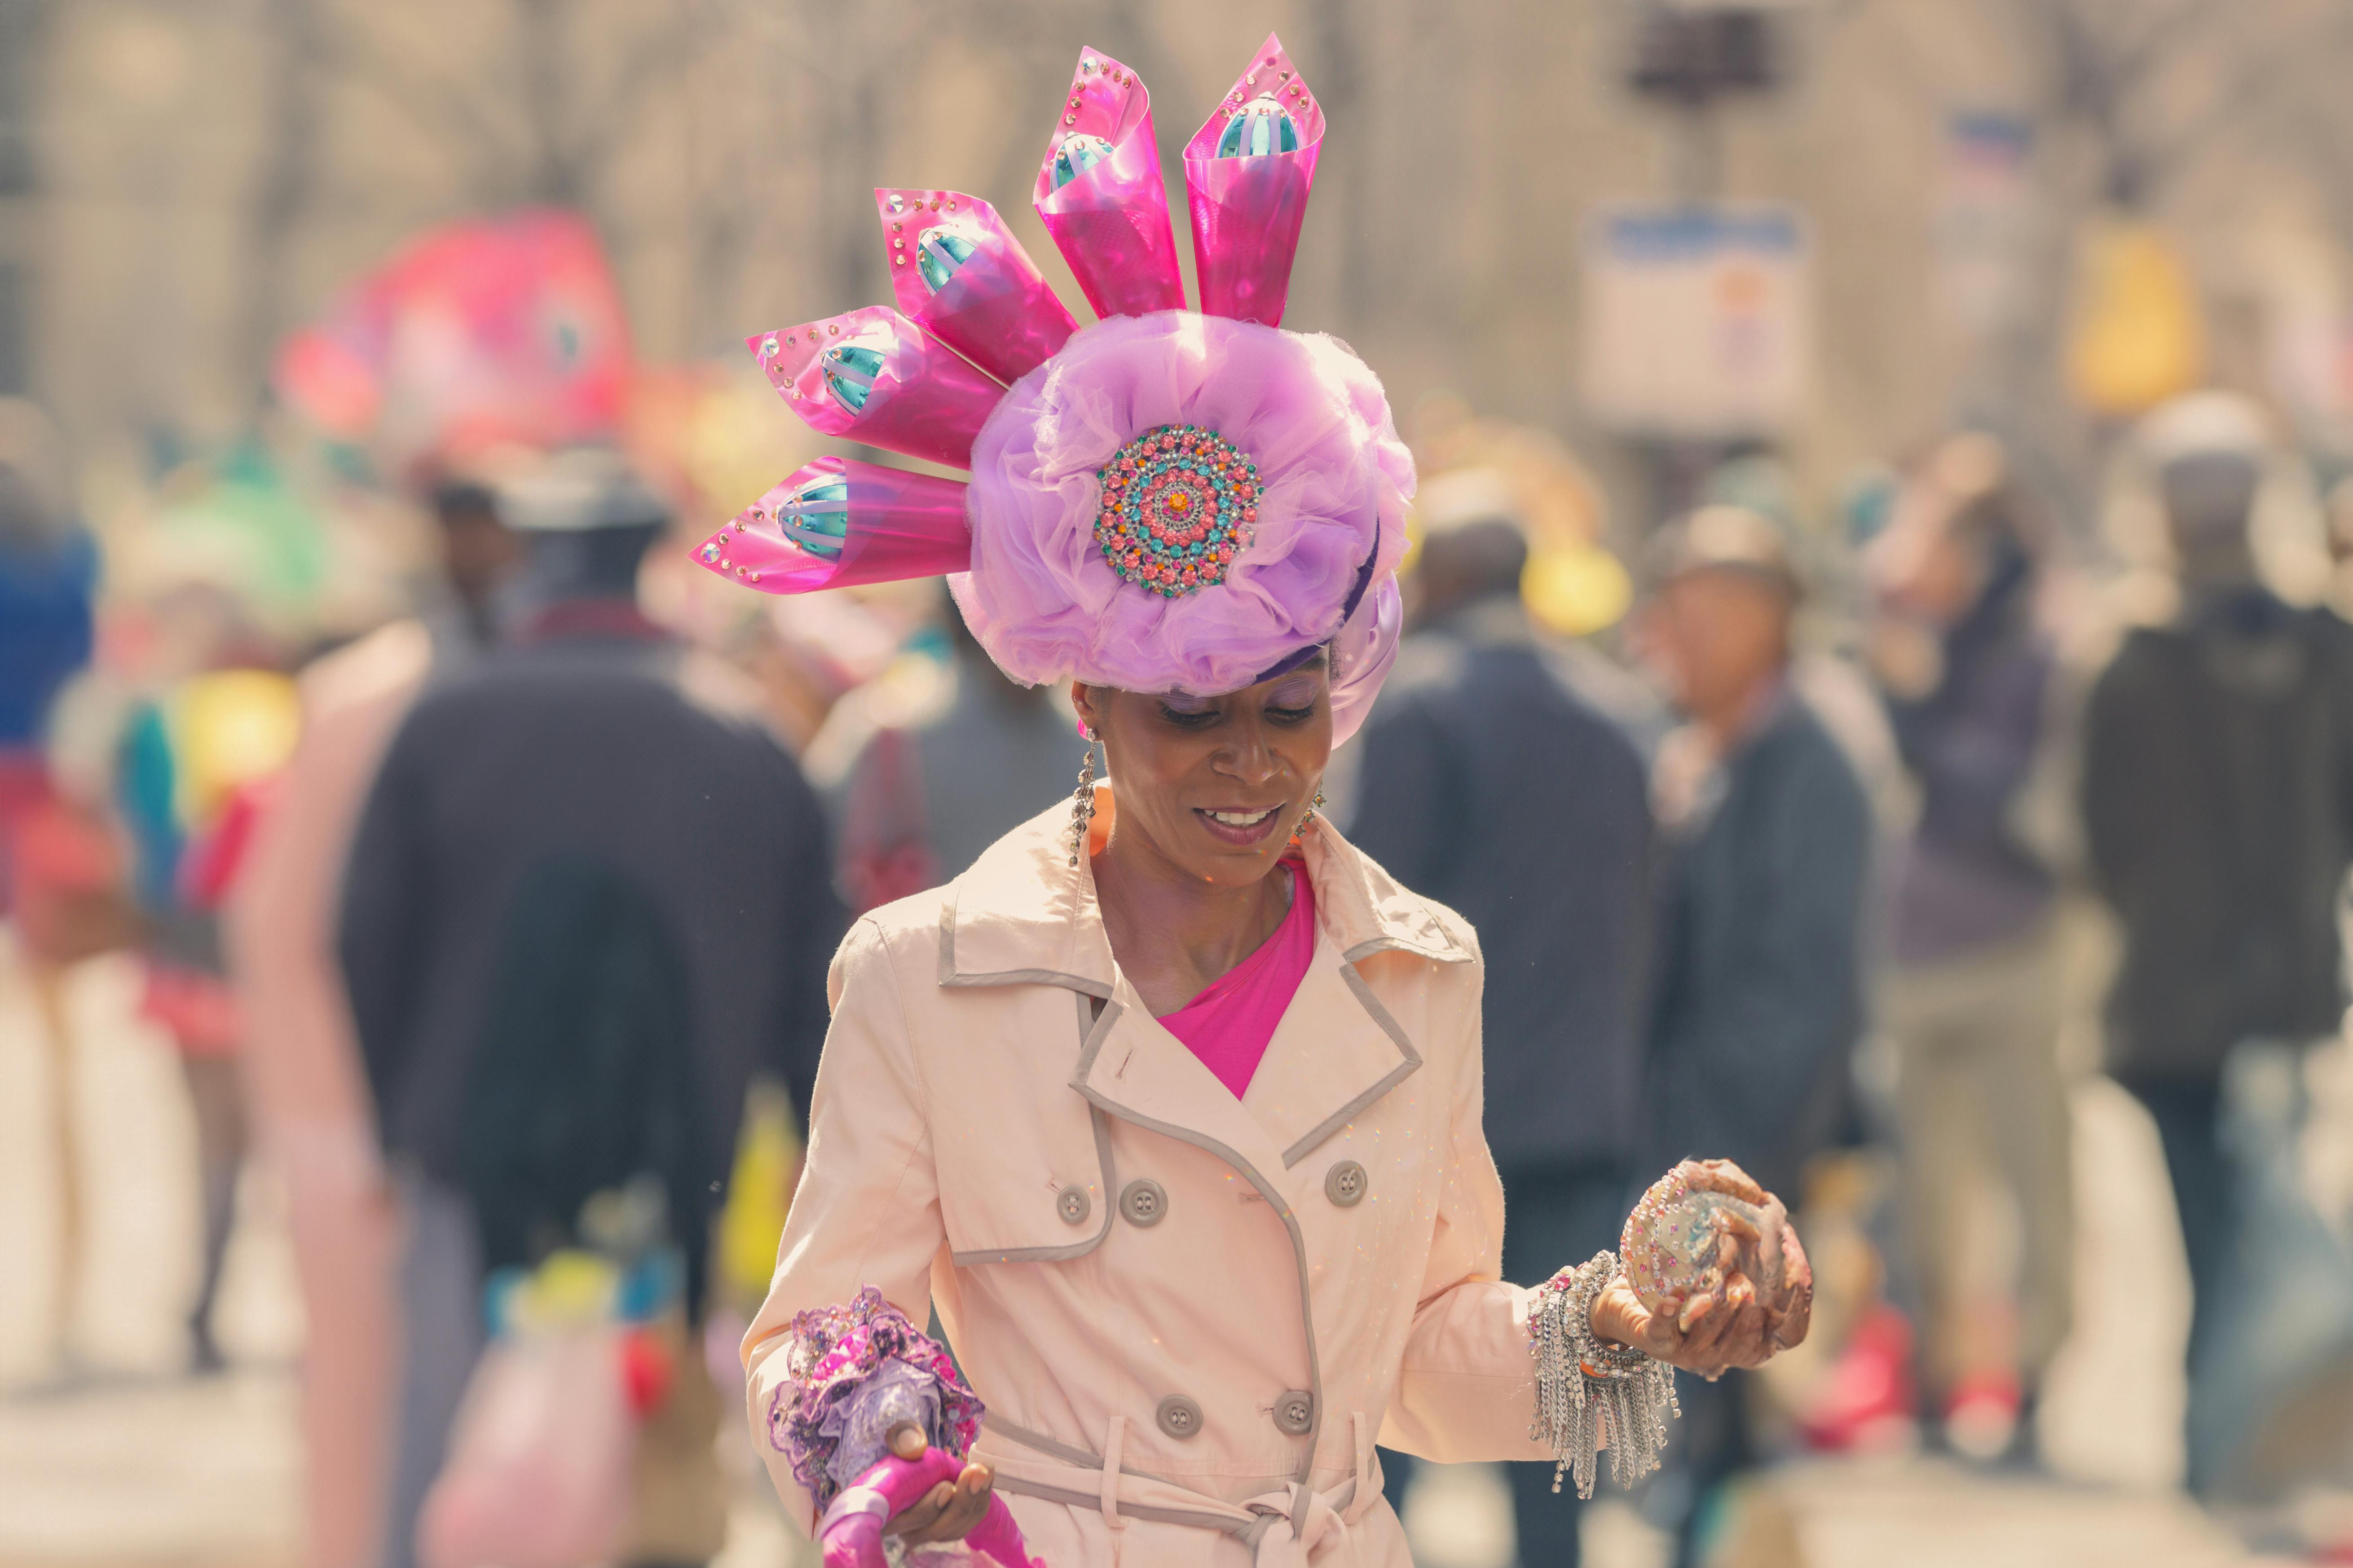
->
[11, 0, 2353, 525]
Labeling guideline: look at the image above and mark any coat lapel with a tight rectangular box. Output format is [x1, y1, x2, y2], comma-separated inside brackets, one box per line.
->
[936, 789, 1472, 1177]
[1071, 982, 1291, 1182]
[1241, 932, 1423, 1168]
[939, 792, 1117, 996]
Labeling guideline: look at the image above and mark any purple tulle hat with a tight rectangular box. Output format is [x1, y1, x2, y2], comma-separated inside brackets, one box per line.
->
[694, 33, 1412, 745]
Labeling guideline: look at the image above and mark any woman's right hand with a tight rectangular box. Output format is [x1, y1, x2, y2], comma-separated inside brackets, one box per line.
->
[880, 1423, 997, 1546]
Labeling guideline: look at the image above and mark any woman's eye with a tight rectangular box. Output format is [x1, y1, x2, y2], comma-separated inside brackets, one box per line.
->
[1157, 701, 1220, 727]
[1263, 676, 1322, 723]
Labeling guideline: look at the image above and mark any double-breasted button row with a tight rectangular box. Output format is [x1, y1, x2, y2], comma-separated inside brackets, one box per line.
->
[1156, 1395, 1203, 1440]
[1077, 1165, 1366, 1228]
[1119, 1178, 1167, 1227]
[1151, 1392, 1318, 1440]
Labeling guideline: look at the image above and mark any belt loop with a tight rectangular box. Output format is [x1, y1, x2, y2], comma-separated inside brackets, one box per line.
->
[1348, 1411, 1374, 1521]
[1099, 1414, 1131, 1532]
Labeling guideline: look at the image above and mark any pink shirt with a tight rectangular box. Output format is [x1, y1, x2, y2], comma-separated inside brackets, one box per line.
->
[1156, 859, 1317, 1099]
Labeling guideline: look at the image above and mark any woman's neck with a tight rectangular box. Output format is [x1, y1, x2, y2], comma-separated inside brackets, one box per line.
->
[1092, 824, 1293, 1017]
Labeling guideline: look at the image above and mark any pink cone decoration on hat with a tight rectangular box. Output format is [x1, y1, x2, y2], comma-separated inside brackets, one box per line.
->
[693, 456, 971, 595]
[1033, 47, 1187, 321]
[878, 190, 1076, 386]
[748, 307, 1003, 472]
[1184, 34, 1325, 328]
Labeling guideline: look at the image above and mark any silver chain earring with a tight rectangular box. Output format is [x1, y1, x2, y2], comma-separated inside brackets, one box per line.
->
[1069, 727, 1100, 867]
[1297, 787, 1326, 837]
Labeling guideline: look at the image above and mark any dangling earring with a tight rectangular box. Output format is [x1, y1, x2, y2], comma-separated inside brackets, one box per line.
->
[1069, 725, 1100, 867]
[1297, 787, 1326, 837]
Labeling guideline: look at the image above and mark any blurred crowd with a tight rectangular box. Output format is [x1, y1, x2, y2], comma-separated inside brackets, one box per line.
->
[11, 207, 2353, 1568]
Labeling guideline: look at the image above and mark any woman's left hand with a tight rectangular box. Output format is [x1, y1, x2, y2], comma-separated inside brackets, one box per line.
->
[1586, 1158, 1814, 1379]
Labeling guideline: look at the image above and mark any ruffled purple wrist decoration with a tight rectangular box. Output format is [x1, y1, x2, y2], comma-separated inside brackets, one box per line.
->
[695, 458, 970, 595]
[764, 1286, 985, 1512]
[749, 306, 1005, 471]
[1185, 35, 1325, 328]
[880, 190, 1076, 386]
[1033, 48, 1188, 321]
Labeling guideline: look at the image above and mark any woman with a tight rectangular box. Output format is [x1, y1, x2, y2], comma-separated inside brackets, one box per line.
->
[705, 35, 1810, 1567]
[1866, 434, 2071, 1460]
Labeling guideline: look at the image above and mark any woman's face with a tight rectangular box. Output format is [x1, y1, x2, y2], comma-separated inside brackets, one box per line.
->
[1071, 660, 1332, 889]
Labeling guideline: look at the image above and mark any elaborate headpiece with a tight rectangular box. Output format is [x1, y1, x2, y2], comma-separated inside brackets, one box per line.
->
[692, 35, 1411, 743]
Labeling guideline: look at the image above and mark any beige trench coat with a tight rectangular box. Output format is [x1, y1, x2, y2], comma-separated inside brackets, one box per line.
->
[744, 785, 1555, 1568]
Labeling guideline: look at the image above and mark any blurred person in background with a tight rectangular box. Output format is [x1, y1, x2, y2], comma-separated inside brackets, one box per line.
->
[338, 448, 842, 1568]
[1702, 455, 1908, 832]
[0, 399, 108, 1384]
[0, 404, 98, 902]
[1864, 432, 2072, 1465]
[106, 580, 302, 1375]
[2080, 392, 2353, 1497]
[225, 474, 520, 1568]
[414, 478, 524, 660]
[1347, 472, 1654, 1568]
[813, 589, 1089, 915]
[1636, 507, 1872, 1566]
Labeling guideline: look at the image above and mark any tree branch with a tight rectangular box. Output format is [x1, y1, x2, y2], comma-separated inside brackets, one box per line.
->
[2132, 5, 2353, 200]
[562, 14, 706, 185]
[323, 6, 520, 194]
[2108, 0, 2213, 100]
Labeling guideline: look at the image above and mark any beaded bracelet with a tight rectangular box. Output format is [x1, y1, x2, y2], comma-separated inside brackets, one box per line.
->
[1527, 1250, 1679, 1499]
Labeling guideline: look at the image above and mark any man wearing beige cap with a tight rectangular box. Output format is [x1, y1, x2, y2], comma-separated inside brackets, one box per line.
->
[1348, 469, 1655, 1568]
[1635, 506, 1872, 1567]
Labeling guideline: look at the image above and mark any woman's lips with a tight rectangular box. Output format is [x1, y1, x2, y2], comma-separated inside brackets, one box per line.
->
[1193, 803, 1286, 846]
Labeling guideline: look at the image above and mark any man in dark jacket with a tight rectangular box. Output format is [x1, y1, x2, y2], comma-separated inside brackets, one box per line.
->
[2081, 392, 2353, 1493]
[1637, 506, 1871, 1568]
[1348, 482, 1653, 1568]
[339, 449, 843, 1568]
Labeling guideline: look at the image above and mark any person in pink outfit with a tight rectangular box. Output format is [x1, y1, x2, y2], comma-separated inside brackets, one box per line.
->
[227, 618, 430, 1568]
[698, 33, 1815, 1568]
[225, 477, 516, 1568]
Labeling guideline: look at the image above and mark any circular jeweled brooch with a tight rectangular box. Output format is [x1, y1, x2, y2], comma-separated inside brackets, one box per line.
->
[1093, 423, 1260, 597]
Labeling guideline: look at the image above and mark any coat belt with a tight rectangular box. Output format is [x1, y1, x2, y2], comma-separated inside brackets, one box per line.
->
[978, 1420, 1367, 1568]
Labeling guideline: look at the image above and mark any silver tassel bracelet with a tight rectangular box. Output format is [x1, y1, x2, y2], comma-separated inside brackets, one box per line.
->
[1528, 1250, 1679, 1499]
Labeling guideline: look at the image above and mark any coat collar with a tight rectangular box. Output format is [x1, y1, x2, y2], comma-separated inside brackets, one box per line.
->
[939, 782, 1469, 995]
[939, 783, 1467, 1170]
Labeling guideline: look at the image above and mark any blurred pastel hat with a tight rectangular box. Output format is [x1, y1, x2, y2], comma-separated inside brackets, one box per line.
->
[692, 35, 1412, 743]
